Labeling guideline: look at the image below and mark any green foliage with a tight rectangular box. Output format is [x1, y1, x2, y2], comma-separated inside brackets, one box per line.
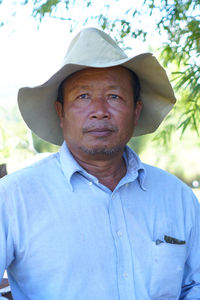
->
[32, 132, 60, 153]
[32, 0, 67, 20]
[151, 0, 200, 137]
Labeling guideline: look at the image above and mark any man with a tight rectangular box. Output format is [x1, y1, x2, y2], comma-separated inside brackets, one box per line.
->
[0, 28, 199, 299]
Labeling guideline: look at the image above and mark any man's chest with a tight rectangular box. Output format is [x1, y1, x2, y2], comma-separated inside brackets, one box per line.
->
[9, 182, 188, 299]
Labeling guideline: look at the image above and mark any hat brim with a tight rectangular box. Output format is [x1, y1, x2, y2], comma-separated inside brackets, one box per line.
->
[18, 53, 176, 145]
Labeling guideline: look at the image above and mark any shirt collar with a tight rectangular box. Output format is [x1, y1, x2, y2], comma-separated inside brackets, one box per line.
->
[59, 142, 83, 191]
[59, 142, 147, 191]
[122, 145, 146, 190]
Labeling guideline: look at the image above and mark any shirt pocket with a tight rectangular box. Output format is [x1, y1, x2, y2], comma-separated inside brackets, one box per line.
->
[149, 237, 187, 299]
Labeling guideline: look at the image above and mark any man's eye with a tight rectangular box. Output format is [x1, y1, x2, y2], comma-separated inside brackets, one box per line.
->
[108, 94, 120, 100]
[77, 93, 89, 100]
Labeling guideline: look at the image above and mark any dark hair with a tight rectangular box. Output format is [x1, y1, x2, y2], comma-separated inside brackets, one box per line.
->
[129, 69, 141, 105]
[57, 69, 141, 105]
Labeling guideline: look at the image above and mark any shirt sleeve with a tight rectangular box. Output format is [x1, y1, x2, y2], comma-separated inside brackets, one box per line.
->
[180, 190, 200, 299]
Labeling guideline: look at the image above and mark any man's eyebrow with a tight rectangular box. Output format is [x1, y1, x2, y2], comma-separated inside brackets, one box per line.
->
[107, 85, 121, 90]
[107, 85, 127, 92]
[67, 84, 124, 93]
[68, 85, 90, 92]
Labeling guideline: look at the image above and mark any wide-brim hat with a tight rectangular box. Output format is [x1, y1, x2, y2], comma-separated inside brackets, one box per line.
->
[18, 27, 176, 145]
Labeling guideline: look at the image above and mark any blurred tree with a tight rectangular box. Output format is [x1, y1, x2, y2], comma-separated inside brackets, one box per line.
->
[0, 105, 35, 169]
[150, 0, 200, 138]
[32, 132, 59, 153]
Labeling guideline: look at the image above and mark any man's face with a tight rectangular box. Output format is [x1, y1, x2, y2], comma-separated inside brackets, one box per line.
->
[56, 66, 142, 159]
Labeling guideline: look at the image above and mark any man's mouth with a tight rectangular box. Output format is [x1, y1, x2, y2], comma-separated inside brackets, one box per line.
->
[86, 128, 113, 137]
[82, 125, 118, 137]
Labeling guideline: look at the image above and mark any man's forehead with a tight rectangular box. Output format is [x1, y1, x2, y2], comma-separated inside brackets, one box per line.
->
[62, 66, 132, 88]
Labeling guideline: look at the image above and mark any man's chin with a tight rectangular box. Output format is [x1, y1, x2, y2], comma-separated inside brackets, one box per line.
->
[79, 145, 124, 156]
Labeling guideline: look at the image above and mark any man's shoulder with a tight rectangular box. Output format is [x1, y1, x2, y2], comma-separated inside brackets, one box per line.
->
[142, 162, 177, 177]
[142, 162, 190, 190]
[141, 162, 200, 212]
[127, 147, 186, 187]
[0, 152, 60, 190]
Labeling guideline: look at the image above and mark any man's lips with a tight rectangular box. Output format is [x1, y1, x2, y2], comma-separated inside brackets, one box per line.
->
[82, 125, 118, 137]
[88, 128, 112, 132]
[85, 128, 113, 137]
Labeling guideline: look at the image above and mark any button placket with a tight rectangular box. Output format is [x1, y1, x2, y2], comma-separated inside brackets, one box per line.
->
[109, 190, 136, 299]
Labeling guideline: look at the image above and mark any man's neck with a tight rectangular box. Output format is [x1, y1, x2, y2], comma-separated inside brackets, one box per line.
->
[71, 151, 127, 191]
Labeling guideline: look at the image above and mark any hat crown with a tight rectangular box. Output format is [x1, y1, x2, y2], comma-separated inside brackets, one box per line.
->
[62, 27, 128, 66]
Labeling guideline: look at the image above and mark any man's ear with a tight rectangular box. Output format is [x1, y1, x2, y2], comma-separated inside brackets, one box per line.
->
[55, 101, 64, 128]
[134, 100, 143, 126]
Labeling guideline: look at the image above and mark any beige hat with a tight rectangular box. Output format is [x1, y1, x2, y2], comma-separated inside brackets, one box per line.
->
[18, 27, 176, 145]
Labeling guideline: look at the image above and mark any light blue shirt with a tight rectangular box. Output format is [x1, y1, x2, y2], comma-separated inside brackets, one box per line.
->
[0, 142, 200, 300]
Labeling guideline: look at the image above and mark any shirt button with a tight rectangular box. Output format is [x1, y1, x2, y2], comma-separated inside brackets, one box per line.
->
[88, 182, 92, 186]
[125, 183, 129, 187]
[123, 272, 128, 278]
[117, 230, 123, 238]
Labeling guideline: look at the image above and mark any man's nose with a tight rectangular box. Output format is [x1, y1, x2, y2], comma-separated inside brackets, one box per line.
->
[89, 98, 110, 120]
